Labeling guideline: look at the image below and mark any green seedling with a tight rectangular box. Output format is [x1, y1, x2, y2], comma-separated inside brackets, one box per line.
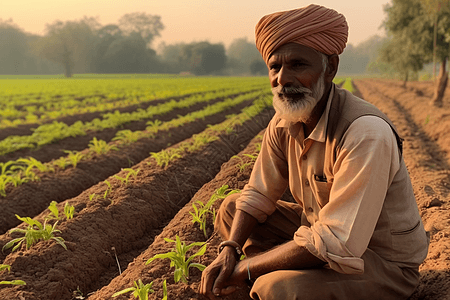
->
[89, 193, 98, 201]
[46, 201, 75, 220]
[146, 119, 162, 134]
[114, 168, 141, 185]
[2, 215, 67, 252]
[16, 157, 54, 173]
[0, 161, 14, 176]
[190, 185, 240, 237]
[0, 264, 26, 285]
[53, 157, 69, 169]
[63, 150, 84, 168]
[112, 279, 154, 300]
[0, 175, 11, 197]
[150, 149, 182, 168]
[162, 279, 168, 300]
[64, 202, 75, 219]
[103, 180, 112, 199]
[88, 137, 118, 155]
[146, 235, 207, 283]
[0, 264, 11, 272]
[0, 280, 26, 285]
[112, 130, 142, 145]
[232, 149, 260, 172]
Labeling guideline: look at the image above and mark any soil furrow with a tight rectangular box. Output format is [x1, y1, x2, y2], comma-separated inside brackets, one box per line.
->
[0, 101, 268, 236]
[354, 80, 450, 300]
[0, 109, 274, 300]
[0, 94, 255, 163]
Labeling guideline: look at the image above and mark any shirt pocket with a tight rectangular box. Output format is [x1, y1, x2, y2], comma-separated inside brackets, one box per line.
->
[312, 176, 331, 208]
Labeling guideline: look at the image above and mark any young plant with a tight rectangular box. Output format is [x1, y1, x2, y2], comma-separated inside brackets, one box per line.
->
[0, 264, 11, 272]
[162, 279, 168, 300]
[0, 280, 26, 285]
[190, 185, 240, 237]
[112, 130, 142, 145]
[146, 235, 207, 283]
[2, 215, 67, 252]
[53, 157, 69, 169]
[112, 279, 154, 300]
[89, 193, 98, 201]
[114, 168, 140, 185]
[46, 201, 75, 220]
[88, 137, 118, 155]
[0, 264, 26, 285]
[150, 149, 182, 168]
[103, 180, 112, 199]
[63, 150, 84, 168]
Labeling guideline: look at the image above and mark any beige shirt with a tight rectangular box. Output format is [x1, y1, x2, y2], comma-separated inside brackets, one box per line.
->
[236, 86, 401, 274]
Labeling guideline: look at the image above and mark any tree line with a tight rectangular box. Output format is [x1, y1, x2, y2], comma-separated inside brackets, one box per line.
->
[0, 14, 267, 77]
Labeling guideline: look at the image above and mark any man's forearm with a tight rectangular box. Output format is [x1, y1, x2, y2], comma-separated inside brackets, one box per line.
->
[243, 241, 326, 280]
[227, 209, 258, 246]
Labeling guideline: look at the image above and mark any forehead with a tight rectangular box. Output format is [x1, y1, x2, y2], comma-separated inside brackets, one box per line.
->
[268, 43, 322, 63]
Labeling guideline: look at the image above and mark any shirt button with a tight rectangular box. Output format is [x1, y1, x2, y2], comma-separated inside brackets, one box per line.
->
[305, 179, 310, 186]
[307, 207, 314, 213]
[302, 155, 307, 160]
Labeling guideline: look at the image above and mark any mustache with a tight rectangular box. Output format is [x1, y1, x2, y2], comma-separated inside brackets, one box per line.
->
[271, 86, 313, 97]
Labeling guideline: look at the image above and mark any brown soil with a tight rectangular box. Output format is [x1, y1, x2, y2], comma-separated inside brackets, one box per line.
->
[0, 79, 449, 300]
[0, 98, 254, 235]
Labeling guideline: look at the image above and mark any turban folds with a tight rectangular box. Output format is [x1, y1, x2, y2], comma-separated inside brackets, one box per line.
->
[255, 4, 348, 64]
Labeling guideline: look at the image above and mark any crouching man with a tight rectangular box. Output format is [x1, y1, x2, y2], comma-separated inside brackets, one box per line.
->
[200, 4, 429, 300]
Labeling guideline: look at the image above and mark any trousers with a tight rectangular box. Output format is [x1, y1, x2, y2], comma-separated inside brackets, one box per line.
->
[214, 193, 420, 300]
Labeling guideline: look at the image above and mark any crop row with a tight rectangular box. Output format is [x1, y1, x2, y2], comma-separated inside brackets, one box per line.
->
[0, 86, 270, 156]
[90, 132, 267, 300]
[0, 80, 268, 130]
[0, 93, 274, 299]
[0, 77, 268, 123]
[0, 90, 269, 196]
[0, 92, 271, 235]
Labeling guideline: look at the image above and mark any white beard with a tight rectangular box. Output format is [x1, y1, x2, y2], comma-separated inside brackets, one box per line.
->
[272, 71, 325, 123]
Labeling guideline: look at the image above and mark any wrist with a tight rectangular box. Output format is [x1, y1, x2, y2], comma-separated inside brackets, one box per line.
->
[218, 240, 243, 260]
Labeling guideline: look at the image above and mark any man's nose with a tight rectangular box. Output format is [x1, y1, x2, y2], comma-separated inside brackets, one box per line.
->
[277, 66, 294, 87]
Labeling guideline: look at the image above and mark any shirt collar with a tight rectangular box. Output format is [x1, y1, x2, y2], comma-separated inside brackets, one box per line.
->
[276, 84, 335, 143]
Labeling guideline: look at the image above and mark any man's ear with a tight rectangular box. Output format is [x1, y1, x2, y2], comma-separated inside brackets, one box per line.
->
[325, 54, 339, 82]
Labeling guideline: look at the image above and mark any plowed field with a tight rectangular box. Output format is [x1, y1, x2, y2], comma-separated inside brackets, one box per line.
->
[0, 78, 449, 300]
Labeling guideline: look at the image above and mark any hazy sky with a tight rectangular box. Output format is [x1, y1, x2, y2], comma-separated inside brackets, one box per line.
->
[2, 0, 391, 48]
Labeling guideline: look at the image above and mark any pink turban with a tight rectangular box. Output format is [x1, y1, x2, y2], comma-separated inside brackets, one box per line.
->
[255, 4, 348, 64]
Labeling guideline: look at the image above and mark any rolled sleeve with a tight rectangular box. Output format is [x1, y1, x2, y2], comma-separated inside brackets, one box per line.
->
[294, 116, 400, 274]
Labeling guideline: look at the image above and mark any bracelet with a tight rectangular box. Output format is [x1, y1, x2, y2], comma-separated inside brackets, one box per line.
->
[218, 240, 243, 258]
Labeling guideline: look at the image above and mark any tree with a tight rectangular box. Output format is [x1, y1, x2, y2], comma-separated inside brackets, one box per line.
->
[0, 19, 28, 74]
[379, 36, 424, 86]
[226, 37, 264, 75]
[118, 12, 164, 47]
[101, 33, 158, 73]
[249, 59, 267, 75]
[34, 17, 100, 77]
[383, 0, 450, 106]
[179, 42, 227, 75]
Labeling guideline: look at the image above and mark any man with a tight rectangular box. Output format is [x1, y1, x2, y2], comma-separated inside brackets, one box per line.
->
[200, 4, 429, 300]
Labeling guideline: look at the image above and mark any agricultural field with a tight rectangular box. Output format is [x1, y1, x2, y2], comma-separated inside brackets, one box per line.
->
[0, 75, 448, 300]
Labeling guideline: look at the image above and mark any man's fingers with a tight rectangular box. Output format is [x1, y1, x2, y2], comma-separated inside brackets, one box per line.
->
[200, 265, 219, 299]
[220, 285, 237, 296]
[212, 261, 237, 296]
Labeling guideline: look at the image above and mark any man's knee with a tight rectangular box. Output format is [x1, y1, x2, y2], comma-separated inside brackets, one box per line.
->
[214, 193, 240, 239]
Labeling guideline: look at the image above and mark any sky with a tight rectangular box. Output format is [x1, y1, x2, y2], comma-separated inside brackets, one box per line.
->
[2, 0, 391, 49]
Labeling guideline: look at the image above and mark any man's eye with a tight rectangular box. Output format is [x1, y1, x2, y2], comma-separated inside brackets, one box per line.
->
[292, 62, 305, 68]
[269, 64, 280, 71]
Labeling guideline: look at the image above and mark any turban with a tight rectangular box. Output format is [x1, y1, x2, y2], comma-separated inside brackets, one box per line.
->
[255, 4, 348, 64]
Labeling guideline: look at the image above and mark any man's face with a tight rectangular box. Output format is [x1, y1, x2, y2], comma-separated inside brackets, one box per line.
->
[268, 43, 327, 123]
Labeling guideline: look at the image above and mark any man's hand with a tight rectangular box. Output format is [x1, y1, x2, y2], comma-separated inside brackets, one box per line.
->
[200, 246, 247, 299]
